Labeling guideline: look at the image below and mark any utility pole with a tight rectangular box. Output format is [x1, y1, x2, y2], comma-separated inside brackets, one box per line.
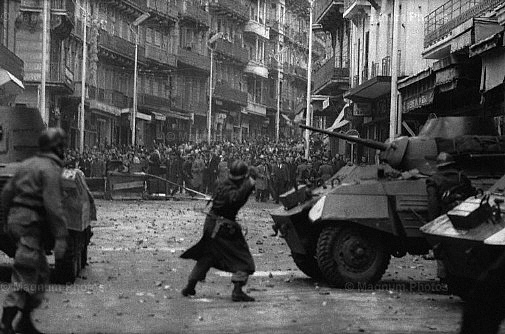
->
[41, 0, 48, 127]
[389, 0, 400, 141]
[208, 48, 213, 144]
[132, 28, 139, 146]
[131, 12, 150, 147]
[304, 0, 314, 160]
[79, 4, 87, 154]
[207, 32, 224, 144]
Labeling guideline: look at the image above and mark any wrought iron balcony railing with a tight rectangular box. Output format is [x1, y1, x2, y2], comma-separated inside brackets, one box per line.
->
[147, 0, 178, 20]
[213, 39, 249, 64]
[424, 0, 503, 48]
[179, 0, 209, 26]
[178, 47, 210, 71]
[208, 0, 248, 21]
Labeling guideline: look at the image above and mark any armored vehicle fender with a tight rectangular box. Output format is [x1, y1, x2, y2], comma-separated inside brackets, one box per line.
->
[0, 166, 96, 283]
[420, 175, 505, 299]
[309, 178, 429, 239]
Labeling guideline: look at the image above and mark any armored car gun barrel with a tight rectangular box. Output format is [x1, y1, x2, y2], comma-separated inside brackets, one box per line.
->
[301, 121, 505, 174]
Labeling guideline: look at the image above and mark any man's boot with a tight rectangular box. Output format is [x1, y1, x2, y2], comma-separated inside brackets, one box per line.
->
[0, 307, 18, 334]
[232, 282, 255, 302]
[181, 279, 197, 297]
[14, 310, 44, 334]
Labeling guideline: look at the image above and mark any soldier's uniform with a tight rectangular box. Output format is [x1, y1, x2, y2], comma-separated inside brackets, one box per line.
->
[0, 128, 68, 334]
[180, 160, 256, 302]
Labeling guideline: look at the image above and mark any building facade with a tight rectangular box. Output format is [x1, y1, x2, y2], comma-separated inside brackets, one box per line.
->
[4, 0, 313, 150]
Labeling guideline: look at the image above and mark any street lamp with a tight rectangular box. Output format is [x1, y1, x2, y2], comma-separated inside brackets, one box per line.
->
[207, 32, 224, 144]
[304, 0, 314, 159]
[131, 12, 150, 147]
[269, 47, 288, 143]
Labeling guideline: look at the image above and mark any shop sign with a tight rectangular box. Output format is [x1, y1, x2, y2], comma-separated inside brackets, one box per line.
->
[353, 102, 372, 117]
[403, 90, 434, 113]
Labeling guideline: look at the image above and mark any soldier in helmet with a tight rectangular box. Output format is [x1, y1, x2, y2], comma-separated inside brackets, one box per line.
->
[426, 152, 476, 283]
[180, 160, 257, 302]
[0, 128, 68, 334]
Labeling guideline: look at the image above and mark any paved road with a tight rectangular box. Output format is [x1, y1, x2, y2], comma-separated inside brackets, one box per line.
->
[0, 200, 487, 333]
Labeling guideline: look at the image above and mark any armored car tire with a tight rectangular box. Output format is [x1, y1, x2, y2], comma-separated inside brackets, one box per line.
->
[54, 232, 85, 284]
[291, 253, 323, 280]
[316, 225, 390, 287]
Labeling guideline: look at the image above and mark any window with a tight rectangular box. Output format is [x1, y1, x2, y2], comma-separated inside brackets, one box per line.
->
[154, 30, 161, 46]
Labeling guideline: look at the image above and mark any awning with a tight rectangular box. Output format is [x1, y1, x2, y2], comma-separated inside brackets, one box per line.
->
[169, 111, 191, 121]
[398, 68, 432, 90]
[479, 48, 505, 92]
[151, 111, 166, 121]
[90, 100, 122, 116]
[344, 76, 391, 101]
[0, 69, 24, 96]
[470, 31, 504, 57]
[121, 108, 152, 121]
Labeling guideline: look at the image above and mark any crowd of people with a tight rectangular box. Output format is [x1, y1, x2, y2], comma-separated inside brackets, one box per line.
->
[64, 136, 351, 202]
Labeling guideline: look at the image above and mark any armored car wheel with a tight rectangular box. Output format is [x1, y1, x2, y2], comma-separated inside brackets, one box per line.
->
[291, 253, 323, 280]
[317, 225, 390, 287]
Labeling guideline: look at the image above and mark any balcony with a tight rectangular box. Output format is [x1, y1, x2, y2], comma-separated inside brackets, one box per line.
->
[74, 83, 131, 110]
[213, 39, 249, 64]
[208, 0, 248, 22]
[47, 62, 74, 91]
[178, 47, 210, 72]
[283, 63, 307, 81]
[267, 58, 281, 71]
[147, 0, 178, 21]
[214, 80, 248, 106]
[423, 0, 503, 49]
[139, 93, 171, 112]
[244, 20, 270, 40]
[100, 0, 148, 13]
[266, 19, 283, 34]
[244, 60, 268, 78]
[98, 31, 145, 62]
[179, 0, 209, 27]
[246, 101, 267, 117]
[343, 0, 371, 20]
[172, 94, 207, 116]
[145, 44, 177, 67]
[315, 0, 345, 29]
[313, 56, 350, 94]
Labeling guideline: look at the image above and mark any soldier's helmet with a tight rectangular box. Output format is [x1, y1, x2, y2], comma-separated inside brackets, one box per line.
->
[229, 160, 248, 181]
[39, 127, 67, 158]
[436, 152, 455, 168]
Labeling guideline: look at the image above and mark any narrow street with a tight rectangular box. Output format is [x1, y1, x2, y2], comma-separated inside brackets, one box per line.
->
[0, 199, 474, 333]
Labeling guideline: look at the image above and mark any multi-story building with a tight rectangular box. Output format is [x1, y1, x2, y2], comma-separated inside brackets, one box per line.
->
[174, 0, 210, 142]
[312, 0, 351, 154]
[6, 0, 313, 149]
[0, 0, 28, 162]
[208, 0, 249, 141]
[399, 0, 504, 133]
[340, 0, 438, 161]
